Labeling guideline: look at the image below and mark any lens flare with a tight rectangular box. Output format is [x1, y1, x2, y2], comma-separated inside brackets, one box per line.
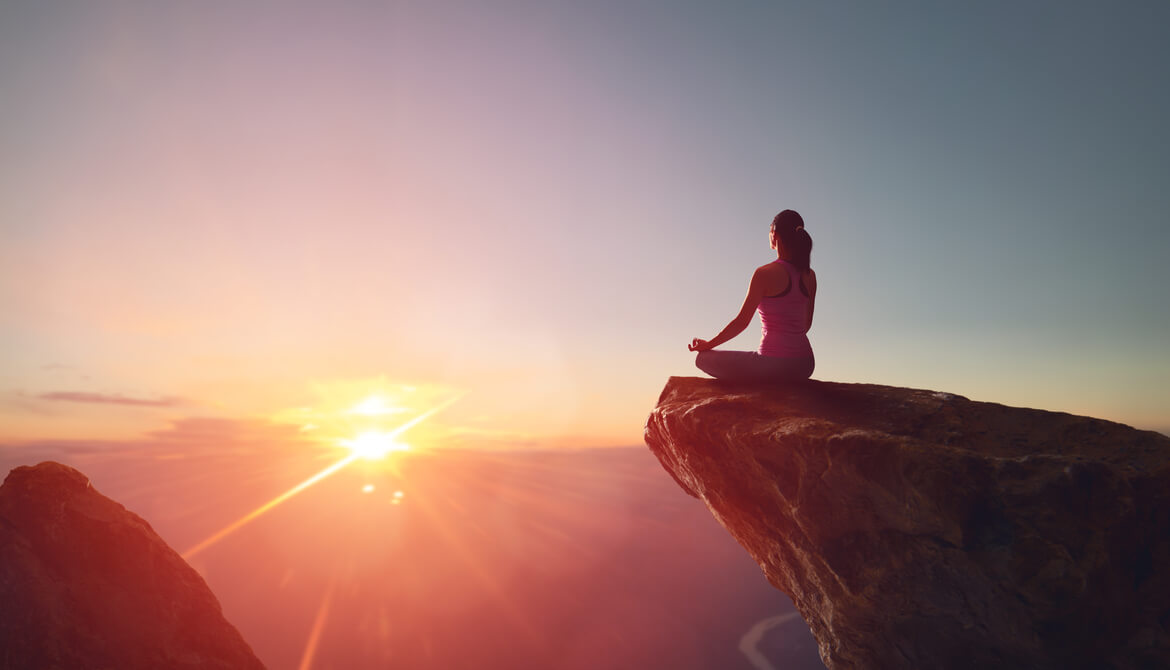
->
[338, 431, 409, 460]
[181, 391, 467, 560]
[347, 395, 406, 416]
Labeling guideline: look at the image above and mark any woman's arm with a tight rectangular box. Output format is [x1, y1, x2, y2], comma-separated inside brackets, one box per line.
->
[805, 269, 817, 329]
[689, 268, 768, 352]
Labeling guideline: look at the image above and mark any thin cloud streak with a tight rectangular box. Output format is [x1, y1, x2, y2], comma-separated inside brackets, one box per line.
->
[38, 391, 185, 407]
[144, 417, 317, 450]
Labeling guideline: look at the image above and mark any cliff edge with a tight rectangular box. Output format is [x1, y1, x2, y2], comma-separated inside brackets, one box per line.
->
[645, 377, 1170, 670]
[0, 462, 266, 670]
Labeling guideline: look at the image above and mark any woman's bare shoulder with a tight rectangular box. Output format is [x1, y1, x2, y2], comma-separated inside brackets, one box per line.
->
[752, 261, 788, 294]
[752, 262, 787, 283]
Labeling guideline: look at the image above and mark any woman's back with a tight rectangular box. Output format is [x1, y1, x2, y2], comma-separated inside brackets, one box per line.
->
[758, 259, 814, 358]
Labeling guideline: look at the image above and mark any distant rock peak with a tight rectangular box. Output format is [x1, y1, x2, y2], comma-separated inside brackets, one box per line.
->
[4, 459, 92, 490]
[0, 461, 266, 670]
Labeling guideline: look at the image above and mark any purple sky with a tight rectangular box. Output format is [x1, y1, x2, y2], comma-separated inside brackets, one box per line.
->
[3, 1, 1168, 446]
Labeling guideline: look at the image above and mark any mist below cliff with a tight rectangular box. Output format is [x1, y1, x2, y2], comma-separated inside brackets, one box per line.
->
[0, 442, 824, 670]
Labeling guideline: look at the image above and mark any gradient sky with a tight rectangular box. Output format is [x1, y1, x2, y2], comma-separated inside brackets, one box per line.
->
[3, 1, 1168, 448]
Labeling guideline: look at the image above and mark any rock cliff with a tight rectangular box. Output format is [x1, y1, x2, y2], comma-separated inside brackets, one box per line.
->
[645, 377, 1170, 670]
[0, 461, 265, 670]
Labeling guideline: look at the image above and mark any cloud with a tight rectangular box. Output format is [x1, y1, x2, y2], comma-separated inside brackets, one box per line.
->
[37, 391, 185, 407]
[0, 416, 315, 455]
[39, 364, 89, 381]
[40, 363, 75, 371]
[144, 416, 312, 447]
[0, 391, 59, 417]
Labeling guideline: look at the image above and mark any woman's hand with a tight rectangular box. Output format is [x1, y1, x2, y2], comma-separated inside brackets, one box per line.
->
[688, 338, 714, 352]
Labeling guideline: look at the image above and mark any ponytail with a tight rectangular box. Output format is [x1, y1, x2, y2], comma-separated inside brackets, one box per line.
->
[772, 209, 813, 271]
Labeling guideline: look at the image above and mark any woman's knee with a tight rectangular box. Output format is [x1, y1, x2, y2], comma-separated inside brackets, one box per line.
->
[694, 350, 718, 376]
[696, 350, 762, 380]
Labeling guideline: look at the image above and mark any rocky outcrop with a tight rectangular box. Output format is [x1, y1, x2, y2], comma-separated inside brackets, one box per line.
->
[0, 462, 265, 670]
[645, 377, 1170, 670]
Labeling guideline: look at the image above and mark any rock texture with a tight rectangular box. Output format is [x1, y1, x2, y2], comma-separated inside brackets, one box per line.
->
[645, 377, 1170, 670]
[0, 462, 265, 670]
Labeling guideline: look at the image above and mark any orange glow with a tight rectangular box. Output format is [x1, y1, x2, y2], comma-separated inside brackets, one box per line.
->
[181, 453, 359, 560]
[347, 394, 406, 416]
[181, 391, 467, 560]
[338, 431, 409, 460]
[270, 381, 471, 453]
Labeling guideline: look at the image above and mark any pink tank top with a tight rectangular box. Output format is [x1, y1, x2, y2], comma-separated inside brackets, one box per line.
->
[758, 259, 813, 358]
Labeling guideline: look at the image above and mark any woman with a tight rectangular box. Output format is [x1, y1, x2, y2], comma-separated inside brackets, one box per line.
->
[688, 209, 816, 382]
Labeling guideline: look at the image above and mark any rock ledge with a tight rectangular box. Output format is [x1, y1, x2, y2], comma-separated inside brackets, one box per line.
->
[645, 377, 1169, 669]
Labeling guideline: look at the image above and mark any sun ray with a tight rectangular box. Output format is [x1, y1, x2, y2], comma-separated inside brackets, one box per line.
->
[405, 474, 540, 642]
[296, 581, 336, 670]
[181, 453, 359, 560]
[181, 392, 466, 560]
[384, 391, 467, 440]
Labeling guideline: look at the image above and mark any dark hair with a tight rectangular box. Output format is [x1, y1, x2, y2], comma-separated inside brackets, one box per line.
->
[771, 209, 813, 271]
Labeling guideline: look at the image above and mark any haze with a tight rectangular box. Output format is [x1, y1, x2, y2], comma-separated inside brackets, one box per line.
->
[3, 2, 1168, 447]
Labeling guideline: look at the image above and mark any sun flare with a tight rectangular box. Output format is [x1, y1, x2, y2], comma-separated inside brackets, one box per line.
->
[339, 431, 410, 460]
[347, 394, 406, 416]
[182, 384, 466, 561]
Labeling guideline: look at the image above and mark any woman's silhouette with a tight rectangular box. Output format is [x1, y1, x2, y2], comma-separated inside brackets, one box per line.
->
[688, 210, 816, 382]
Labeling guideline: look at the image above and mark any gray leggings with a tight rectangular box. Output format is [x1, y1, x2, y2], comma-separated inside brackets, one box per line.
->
[695, 350, 814, 383]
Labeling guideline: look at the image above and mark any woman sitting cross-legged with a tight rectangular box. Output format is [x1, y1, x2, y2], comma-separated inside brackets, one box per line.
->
[688, 209, 816, 382]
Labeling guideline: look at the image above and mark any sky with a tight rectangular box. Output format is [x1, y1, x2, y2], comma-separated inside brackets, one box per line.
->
[2, 0, 1168, 449]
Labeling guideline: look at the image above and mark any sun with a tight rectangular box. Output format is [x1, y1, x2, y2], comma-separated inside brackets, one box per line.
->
[182, 388, 467, 561]
[338, 431, 410, 460]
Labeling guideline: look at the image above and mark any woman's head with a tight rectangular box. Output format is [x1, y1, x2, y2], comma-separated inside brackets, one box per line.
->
[770, 209, 813, 271]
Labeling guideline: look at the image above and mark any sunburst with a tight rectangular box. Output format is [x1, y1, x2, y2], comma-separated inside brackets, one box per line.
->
[338, 430, 410, 460]
[181, 392, 466, 560]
